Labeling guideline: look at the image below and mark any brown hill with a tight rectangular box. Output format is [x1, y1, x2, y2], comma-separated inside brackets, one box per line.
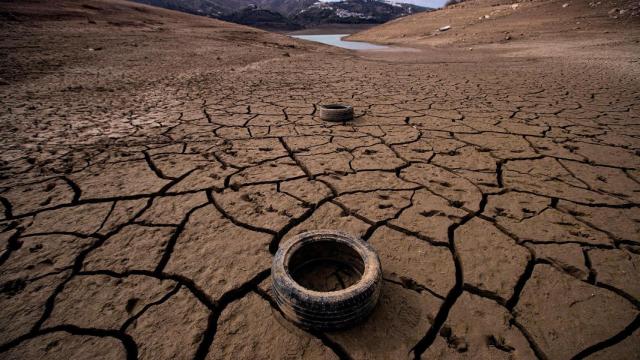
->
[0, 0, 334, 87]
[348, 0, 640, 47]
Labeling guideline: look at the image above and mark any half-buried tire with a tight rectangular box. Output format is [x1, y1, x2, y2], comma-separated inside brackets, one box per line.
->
[319, 104, 354, 122]
[272, 230, 382, 331]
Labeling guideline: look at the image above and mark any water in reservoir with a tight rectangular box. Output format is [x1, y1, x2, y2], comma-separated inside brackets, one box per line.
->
[290, 34, 388, 50]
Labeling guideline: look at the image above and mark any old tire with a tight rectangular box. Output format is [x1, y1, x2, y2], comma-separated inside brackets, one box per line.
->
[319, 104, 354, 122]
[272, 230, 382, 331]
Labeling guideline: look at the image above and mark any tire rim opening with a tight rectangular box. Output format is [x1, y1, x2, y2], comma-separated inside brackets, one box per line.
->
[319, 104, 354, 121]
[287, 240, 365, 292]
[321, 104, 349, 110]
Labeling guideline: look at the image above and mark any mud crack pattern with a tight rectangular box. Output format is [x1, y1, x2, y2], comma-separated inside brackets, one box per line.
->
[1, 3, 640, 359]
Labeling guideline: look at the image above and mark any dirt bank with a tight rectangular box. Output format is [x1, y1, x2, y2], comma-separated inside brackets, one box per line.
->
[348, 0, 640, 46]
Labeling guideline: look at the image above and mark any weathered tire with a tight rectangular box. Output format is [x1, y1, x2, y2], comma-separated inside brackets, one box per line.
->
[272, 230, 382, 331]
[319, 104, 354, 122]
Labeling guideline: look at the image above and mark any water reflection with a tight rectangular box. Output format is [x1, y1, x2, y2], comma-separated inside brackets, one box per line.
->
[290, 34, 389, 50]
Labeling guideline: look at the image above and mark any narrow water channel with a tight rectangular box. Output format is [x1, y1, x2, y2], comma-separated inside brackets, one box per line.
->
[290, 34, 389, 50]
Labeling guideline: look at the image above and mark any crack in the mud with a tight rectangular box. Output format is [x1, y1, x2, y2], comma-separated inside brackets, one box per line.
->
[411, 193, 489, 358]
[570, 314, 640, 360]
[192, 269, 271, 360]
[0, 324, 139, 359]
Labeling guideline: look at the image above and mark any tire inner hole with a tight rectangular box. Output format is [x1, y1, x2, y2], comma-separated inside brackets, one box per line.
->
[322, 104, 348, 110]
[288, 240, 365, 292]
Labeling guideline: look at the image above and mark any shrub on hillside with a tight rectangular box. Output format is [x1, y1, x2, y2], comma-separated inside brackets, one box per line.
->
[445, 0, 466, 6]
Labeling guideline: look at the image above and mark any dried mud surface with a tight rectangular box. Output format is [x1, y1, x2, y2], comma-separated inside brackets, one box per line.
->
[1, 0, 639, 359]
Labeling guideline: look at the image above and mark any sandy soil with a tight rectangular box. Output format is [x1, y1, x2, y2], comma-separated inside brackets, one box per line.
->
[1, 0, 639, 359]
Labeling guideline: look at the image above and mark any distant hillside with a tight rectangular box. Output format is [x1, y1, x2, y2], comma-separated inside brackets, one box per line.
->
[131, 0, 431, 29]
[132, 0, 231, 17]
[132, 0, 319, 17]
[293, 0, 428, 26]
[258, 0, 318, 16]
[222, 6, 304, 30]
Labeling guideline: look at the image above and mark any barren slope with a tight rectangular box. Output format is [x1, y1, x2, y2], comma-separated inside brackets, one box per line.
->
[349, 0, 640, 46]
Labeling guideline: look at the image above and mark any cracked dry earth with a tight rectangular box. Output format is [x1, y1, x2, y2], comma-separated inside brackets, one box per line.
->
[1, 2, 640, 360]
